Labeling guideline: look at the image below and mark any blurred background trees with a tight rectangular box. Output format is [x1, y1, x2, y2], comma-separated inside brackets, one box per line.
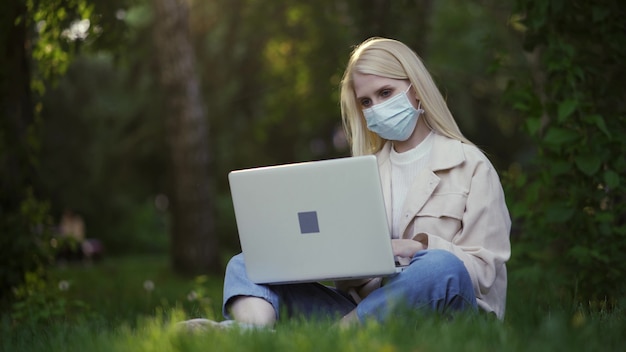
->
[1, 0, 95, 308]
[1, 0, 624, 308]
[152, 0, 217, 275]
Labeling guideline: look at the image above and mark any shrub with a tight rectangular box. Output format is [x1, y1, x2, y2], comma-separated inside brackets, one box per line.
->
[505, 0, 626, 305]
[0, 188, 55, 308]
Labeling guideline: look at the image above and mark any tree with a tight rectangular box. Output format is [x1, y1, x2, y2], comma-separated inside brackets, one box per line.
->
[1, 0, 32, 194]
[20, 0, 533, 270]
[505, 0, 626, 305]
[152, 0, 219, 275]
[0, 0, 91, 306]
[0, 0, 39, 306]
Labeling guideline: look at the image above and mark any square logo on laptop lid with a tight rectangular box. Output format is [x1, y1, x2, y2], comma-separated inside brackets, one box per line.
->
[298, 211, 320, 234]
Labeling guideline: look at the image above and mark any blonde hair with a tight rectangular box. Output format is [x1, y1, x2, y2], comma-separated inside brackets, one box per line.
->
[340, 37, 473, 156]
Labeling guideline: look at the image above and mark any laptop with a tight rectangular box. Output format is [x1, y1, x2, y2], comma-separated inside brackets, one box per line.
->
[228, 155, 405, 284]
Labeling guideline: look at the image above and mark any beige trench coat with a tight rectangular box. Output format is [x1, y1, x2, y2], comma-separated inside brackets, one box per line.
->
[336, 133, 511, 319]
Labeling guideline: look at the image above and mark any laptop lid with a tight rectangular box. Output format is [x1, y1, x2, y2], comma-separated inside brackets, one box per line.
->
[228, 155, 397, 284]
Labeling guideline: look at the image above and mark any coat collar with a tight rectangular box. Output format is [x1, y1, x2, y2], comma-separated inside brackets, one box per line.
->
[375, 132, 467, 238]
[376, 132, 466, 172]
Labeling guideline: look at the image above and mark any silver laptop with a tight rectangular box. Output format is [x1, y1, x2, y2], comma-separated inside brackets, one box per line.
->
[228, 155, 404, 284]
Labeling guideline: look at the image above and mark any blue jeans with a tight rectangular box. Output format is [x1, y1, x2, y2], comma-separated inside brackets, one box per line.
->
[222, 249, 477, 323]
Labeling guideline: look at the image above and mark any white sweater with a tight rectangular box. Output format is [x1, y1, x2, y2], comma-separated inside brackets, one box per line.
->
[389, 132, 434, 239]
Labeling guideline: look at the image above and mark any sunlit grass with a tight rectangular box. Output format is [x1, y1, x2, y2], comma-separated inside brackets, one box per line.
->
[4, 308, 625, 352]
[2, 255, 625, 352]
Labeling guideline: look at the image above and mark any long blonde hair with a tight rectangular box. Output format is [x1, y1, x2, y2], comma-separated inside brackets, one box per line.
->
[340, 37, 473, 156]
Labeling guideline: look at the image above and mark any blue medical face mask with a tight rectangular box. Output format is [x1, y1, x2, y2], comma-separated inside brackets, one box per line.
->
[362, 84, 424, 141]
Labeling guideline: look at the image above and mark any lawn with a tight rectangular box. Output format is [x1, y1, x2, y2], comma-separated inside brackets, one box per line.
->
[2, 254, 624, 351]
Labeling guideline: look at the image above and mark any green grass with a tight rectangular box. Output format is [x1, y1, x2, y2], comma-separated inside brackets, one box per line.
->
[47, 255, 224, 323]
[2, 255, 625, 352]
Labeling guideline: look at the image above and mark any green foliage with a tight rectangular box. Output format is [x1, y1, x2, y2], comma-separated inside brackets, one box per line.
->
[23, 0, 94, 95]
[10, 267, 91, 326]
[0, 188, 55, 307]
[0, 0, 101, 312]
[0, 190, 92, 327]
[25, 0, 531, 261]
[38, 54, 169, 253]
[428, 0, 528, 170]
[504, 0, 626, 304]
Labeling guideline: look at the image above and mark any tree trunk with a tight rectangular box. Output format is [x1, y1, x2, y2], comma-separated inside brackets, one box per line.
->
[152, 0, 219, 275]
[1, 0, 33, 197]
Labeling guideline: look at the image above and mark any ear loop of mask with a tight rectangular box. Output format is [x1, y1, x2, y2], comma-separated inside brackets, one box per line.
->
[412, 87, 434, 132]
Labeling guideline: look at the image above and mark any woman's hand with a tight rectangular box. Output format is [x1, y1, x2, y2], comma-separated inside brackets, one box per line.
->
[391, 238, 425, 258]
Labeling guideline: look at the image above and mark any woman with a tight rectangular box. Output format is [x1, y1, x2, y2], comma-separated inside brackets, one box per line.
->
[181, 37, 511, 331]
[334, 37, 511, 323]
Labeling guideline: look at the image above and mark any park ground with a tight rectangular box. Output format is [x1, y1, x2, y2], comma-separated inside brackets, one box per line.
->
[2, 254, 625, 352]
